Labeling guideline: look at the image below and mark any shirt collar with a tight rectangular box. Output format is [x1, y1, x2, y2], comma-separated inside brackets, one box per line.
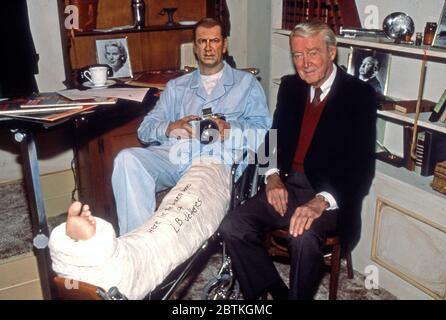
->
[190, 60, 233, 88]
[310, 63, 337, 102]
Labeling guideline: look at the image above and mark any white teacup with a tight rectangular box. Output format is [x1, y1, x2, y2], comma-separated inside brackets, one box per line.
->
[84, 66, 108, 86]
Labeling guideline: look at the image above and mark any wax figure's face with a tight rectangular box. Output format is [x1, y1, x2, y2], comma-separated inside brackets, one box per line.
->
[290, 32, 336, 87]
[359, 56, 377, 78]
[194, 25, 228, 75]
[105, 45, 122, 70]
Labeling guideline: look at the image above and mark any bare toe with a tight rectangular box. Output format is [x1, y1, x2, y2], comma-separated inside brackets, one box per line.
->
[68, 201, 82, 217]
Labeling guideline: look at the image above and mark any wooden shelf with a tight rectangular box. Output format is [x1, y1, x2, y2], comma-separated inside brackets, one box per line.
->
[378, 110, 446, 134]
[336, 37, 446, 60]
[376, 160, 446, 199]
[272, 29, 446, 60]
[73, 24, 195, 37]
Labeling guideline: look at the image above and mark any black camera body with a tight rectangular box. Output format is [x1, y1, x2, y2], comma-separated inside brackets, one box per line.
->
[193, 108, 226, 144]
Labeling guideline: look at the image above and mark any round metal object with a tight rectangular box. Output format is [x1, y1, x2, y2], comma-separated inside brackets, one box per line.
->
[382, 12, 415, 40]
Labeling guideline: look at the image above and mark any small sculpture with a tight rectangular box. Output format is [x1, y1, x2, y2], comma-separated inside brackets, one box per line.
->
[158, 7, 177, 26]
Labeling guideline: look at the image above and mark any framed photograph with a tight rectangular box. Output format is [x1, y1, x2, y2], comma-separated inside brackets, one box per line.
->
[347, 47, 391, 96]
[433, 1, 446, 49]
[95, 37, 133, 79]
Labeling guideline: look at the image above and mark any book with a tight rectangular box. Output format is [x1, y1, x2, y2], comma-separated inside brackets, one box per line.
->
[126, 70, 186, 90]
[20, 93, 117, 108]
[2, 104, 100, 123]
[420, 130, 446, 176]
[392, 99, 436, 114]
[429, 88, 446, 122]
[0, 102, 83, 115]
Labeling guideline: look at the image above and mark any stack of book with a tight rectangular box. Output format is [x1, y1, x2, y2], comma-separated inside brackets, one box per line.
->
[281, 0, 361, 33]
[0, 93, 117, 122]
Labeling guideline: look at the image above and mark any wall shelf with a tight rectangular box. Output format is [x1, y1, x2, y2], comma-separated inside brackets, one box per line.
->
[378, 110, 446, 134]
[272, 28, 446, 60]
[376, 160, 446, 199]
[73, 24, 195, 37]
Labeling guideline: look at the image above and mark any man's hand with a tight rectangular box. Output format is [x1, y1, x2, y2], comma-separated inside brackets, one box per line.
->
[166, 115, 200, 139]
[212, 117, 231, 140]
[289, 195, 328, 237]
[266, 173, 288, 216]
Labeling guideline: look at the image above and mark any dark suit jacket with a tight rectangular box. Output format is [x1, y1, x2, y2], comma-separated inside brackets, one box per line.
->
[269, 66, 377, 247]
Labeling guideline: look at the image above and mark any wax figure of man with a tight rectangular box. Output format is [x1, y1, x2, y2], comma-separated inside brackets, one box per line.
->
[112, 18, 271, 234]
[220, 21, 377, 300]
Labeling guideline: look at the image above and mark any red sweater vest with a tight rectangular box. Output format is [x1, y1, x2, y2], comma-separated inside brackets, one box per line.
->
[291, 95, 327, 173]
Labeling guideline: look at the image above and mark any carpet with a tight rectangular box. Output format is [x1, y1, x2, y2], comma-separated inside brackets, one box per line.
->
[170, 243, 396, 300]
[0, 181, 66, 260]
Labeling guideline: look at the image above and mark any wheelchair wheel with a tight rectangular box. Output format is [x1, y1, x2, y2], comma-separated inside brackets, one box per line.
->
[202, 274, 240, 300]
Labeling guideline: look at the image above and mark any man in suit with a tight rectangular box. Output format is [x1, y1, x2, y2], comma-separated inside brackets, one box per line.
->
[358, 56, 383, 95]
[219, 21, 377, 300]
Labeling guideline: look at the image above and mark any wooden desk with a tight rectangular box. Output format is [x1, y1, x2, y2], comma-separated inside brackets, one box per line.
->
[0, 91, 157, 299]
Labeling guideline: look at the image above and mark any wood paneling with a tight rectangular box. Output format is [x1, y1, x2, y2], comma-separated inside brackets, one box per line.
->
[68, 28, 193, 71]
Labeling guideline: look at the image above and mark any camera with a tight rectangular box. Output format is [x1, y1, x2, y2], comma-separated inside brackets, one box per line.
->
[192, 108, 226, 145]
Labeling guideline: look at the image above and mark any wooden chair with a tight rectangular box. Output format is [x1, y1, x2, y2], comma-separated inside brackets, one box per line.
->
[53, 276, 103, 300]
[52, 276, 129, 300]
[264, 229, 354, 300]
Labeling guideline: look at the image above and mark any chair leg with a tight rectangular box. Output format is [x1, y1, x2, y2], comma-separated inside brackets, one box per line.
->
[329, 243, 341, 300]
[345, 247, 354, 279]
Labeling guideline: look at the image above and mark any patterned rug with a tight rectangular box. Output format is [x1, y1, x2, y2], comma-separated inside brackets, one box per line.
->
[0, 181, 66, 260]
[170, 243, 396, 300]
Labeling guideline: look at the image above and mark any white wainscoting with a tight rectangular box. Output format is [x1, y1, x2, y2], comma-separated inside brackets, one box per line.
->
[353, 161, 446, 300]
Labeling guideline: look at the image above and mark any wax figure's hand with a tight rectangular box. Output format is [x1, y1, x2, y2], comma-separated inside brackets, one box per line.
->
[166, 115, 200, 139]
[265, 173, 288, 216]
[212, 118, 231, 140]
[289, 195, 328, 237]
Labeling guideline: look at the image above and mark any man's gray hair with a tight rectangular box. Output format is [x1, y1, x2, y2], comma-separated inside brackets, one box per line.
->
[290, 20, 337, 48]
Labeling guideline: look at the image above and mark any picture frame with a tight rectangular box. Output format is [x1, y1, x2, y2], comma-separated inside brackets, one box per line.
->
[95, 37, 133, 79]
[347, 47, 391, 96]
[433, 0, 446, 49]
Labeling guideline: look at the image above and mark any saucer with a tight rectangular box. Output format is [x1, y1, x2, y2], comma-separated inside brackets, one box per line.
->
[178, 20, 197, 26]
[82, 79, 116, 88]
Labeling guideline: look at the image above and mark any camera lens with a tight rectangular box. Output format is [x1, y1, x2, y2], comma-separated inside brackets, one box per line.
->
[199, 119, 219, 144]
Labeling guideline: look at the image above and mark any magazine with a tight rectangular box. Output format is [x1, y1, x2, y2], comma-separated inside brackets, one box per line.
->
[126, 70, 186, 90]
[20, 93, 117, 108]
[2, 104, 100, 123]
[0, 103, 83, 115]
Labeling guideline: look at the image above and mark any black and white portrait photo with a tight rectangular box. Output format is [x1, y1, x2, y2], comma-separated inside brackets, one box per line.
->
[347, 48, 391, 96]
[95, 38, 133, 78]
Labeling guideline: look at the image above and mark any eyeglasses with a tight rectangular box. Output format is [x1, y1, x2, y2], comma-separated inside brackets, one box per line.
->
[195, 38, 222, 47]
